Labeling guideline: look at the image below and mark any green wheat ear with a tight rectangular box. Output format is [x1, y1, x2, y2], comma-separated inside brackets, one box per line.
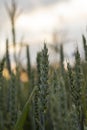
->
[67, 62, 76, 105]
[82, 35, 87, 61]
[26, 45, 31, 79]
[9, 73, 17, 128]
[74, 49, 83, 106]
[49, 70, 59, 130]
[60, 44, 65, 77]
[74, 48, 84, 130]
[6, 39, 11, 74]
[0, 57, 5, 130]
[67, 108, 79, 130]
[35, 43, 49, 130]
[49, 71, 68, 130]
[67, 49, 83, 108]
[40, 43, 49, 113]
[33, 51, 42, 130]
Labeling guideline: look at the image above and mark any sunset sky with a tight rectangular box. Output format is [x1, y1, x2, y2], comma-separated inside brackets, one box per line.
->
[0, 0, 87, 65]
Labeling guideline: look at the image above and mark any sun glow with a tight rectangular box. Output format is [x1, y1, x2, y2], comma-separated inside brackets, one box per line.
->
[16, 0, 87, 32]
[15, 0, 87, 48]
[16, 11, 57, 32]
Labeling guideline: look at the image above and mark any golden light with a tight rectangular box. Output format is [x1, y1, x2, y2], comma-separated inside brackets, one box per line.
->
[20, 71, 28, 82]
[3, 68, 10, 80]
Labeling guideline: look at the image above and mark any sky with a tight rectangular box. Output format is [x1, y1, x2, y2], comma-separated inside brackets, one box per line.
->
[0, 0, 87, 66]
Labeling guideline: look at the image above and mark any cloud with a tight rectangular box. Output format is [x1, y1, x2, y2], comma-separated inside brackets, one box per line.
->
[2, 0, 68, 12]
[36, 0, 62, 6]
[0, 0, 87, 64]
